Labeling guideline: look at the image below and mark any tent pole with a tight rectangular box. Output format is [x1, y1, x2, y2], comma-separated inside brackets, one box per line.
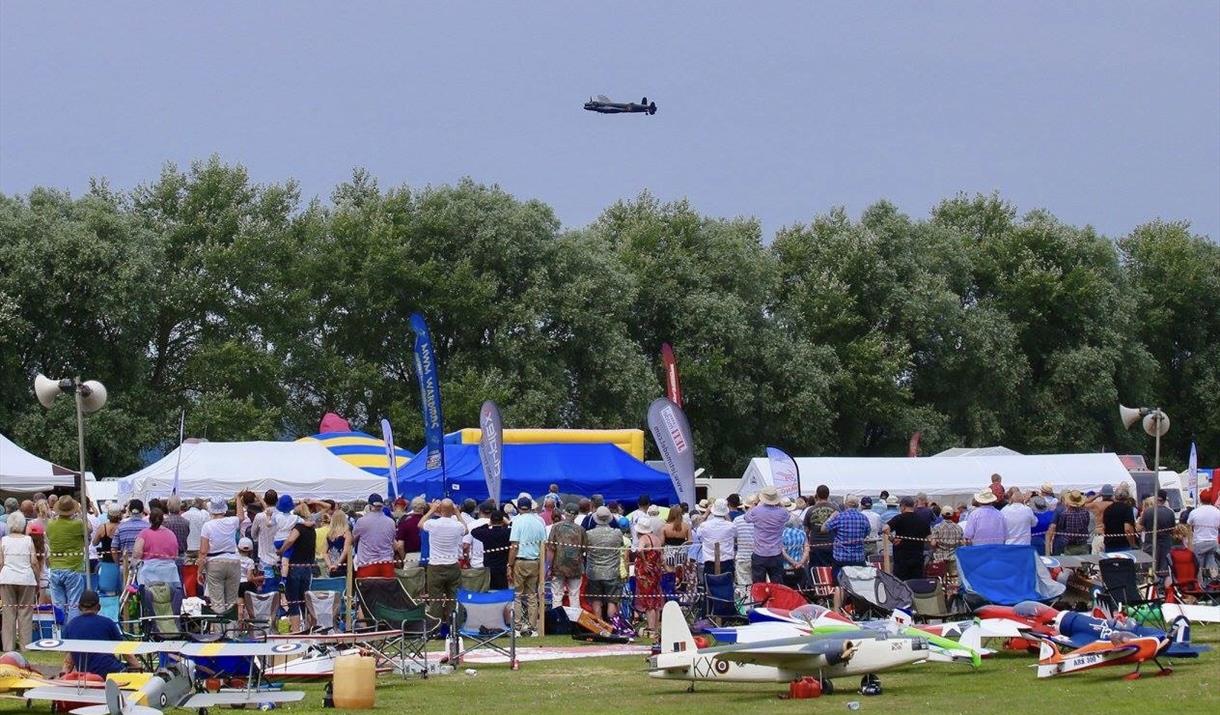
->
[75, 384, 92, 591]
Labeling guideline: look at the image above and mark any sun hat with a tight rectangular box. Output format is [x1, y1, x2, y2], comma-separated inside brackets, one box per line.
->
[1065, 490, 1085, 507]
[594, 506, 613, 524]
[635, 515, 655, 534]
[974, 489, 997, 505]
[885, 495, 899, 507]
[55, 496, 77, 515]
[276, 494, 295, 513]
[711, 499, 730, 517]
[208, 497, 228, 515]
[758, 487, 782, 506]
[564, 502, 579, 515]
[1041, 482, 1054, 495]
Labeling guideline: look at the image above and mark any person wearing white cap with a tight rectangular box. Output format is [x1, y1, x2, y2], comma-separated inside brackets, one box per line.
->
[694, 499, 736, 575]
[584, 506, 626, 622]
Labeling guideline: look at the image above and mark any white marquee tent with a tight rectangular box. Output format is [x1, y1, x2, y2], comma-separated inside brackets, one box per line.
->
[738, 452, 1134, 507]
[116, 440, 387, 502]
[1, 433, 79, 492]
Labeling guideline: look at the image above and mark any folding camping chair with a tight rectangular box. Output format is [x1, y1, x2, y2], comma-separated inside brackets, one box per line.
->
[450, 589, 517, 668]
[355, 577, 439, 677]
[138, 582, 185, 639]
[241, 590, 282, 633]
[1098, 557, 1166, 628]
[1167, 547, 1220, 605]
[805, 565, 837, 606]
[701, 570, 745, 626]
[906, 578, 962, 621]
[303, 590, 340, 633]
[836, 566, 913, 619]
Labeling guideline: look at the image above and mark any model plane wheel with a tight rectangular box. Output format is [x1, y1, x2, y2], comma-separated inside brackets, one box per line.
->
[1156, 668, 1174, 677]
[819, 678, 834, 695]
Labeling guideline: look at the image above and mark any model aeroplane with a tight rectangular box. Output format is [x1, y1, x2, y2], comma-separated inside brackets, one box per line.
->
[583, 95, 657, 115]
[22, 638, 307, 715]
[0, 651, 54, 697]
[1033, 632, 1169, 680]
[649, 602, 927, 693]
[975, 601, 1209, 658]
[725, 604, 985, 667]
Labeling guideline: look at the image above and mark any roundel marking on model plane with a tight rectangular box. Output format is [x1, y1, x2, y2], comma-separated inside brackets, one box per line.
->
[35, 639, 62, 649]
[714, 659, 729, 674]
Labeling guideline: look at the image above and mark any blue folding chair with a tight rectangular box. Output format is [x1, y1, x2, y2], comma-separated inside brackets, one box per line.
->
[450, 589, 517, 668]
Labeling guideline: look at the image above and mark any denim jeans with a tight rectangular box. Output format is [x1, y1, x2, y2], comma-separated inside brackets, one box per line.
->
[49, 569, 85, 624]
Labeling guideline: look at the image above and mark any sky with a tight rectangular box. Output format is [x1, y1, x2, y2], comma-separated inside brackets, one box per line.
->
[2, 2, 1217, 241]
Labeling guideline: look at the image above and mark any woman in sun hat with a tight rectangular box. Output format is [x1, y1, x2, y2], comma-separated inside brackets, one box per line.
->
[632, 515, 664, 639]
[197, 493, 244, 614]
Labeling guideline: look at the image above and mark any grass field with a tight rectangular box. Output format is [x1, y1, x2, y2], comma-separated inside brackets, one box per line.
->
[8, 626, 1219, 715]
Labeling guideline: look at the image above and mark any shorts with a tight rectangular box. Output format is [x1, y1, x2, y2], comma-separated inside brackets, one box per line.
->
[273, 539, 293, 561]
[284, 565, 313, 616]
[238, 582, 257, 598]
[586, 578, 622, 603]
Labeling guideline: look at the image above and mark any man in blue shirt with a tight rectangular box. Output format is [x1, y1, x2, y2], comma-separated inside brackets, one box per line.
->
[60, 591, 138, 677]
[822, 496, 871, 611]
[508, 497, 547, 636]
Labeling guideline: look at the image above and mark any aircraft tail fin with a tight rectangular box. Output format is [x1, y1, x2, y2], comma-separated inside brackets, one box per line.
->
[1170, 615, 1190, 646]
[1035, 639, 1062, 678]
[659, 601, 696, 655]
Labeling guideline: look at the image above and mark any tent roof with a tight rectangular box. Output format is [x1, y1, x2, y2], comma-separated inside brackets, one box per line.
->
[117, 440, 387, 502]
[738, 452, 1133, 502]
[1, 433, 79, 491]
[297, 431, 412, 478]
[932, 446, 1023, 458]
[395, 442, 675, 503]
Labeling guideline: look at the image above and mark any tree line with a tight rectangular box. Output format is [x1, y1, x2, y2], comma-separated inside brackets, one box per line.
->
[1, 158, 1216, 480]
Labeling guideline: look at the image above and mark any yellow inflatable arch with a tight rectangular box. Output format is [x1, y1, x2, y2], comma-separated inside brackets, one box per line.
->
[453, 428, 645, 461]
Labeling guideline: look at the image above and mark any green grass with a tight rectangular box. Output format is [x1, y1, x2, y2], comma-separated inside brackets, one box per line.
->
[8, 626, 1219, 715]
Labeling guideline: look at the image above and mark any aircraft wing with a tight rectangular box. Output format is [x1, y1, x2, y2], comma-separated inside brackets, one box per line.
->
[179, 641, 307, 658]
[0, 675, 55, 691]
[22, 686, 110, 704]
[28, 638, 173, 656]
[712, 637, 858, 668]
[184, 690, 306, 707]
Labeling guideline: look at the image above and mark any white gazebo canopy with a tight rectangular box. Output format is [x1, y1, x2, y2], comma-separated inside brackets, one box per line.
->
[116, 440, 388, 502]
[738, 452, 1134, 507]
[0, 433, 79, 492]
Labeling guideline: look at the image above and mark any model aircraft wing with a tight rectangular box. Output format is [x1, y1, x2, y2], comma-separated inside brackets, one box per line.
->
[184, 690, 306, 707]
[0, 674, 55, 691]
[23, 686, 110, 704]
[179, 641, 307, 658]
[713, 637, 858, 668]
[27, 638, 175, 656]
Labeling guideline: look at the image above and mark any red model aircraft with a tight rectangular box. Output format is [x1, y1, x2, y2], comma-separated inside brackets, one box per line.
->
[1034, 632, 1169, 680]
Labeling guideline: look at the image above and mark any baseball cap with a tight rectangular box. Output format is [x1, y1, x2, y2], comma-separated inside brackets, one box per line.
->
[1099, 484, 1114, 498]
[860, 496, 873, 508]
[367, 493, 384, 507]
[564, 502, 579, 515]
[516, 496, 533, 510]
[238, 537, 254, 551]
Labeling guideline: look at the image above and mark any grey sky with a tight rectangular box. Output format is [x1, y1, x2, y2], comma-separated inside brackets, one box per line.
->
[2, 1, 1217, 241]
